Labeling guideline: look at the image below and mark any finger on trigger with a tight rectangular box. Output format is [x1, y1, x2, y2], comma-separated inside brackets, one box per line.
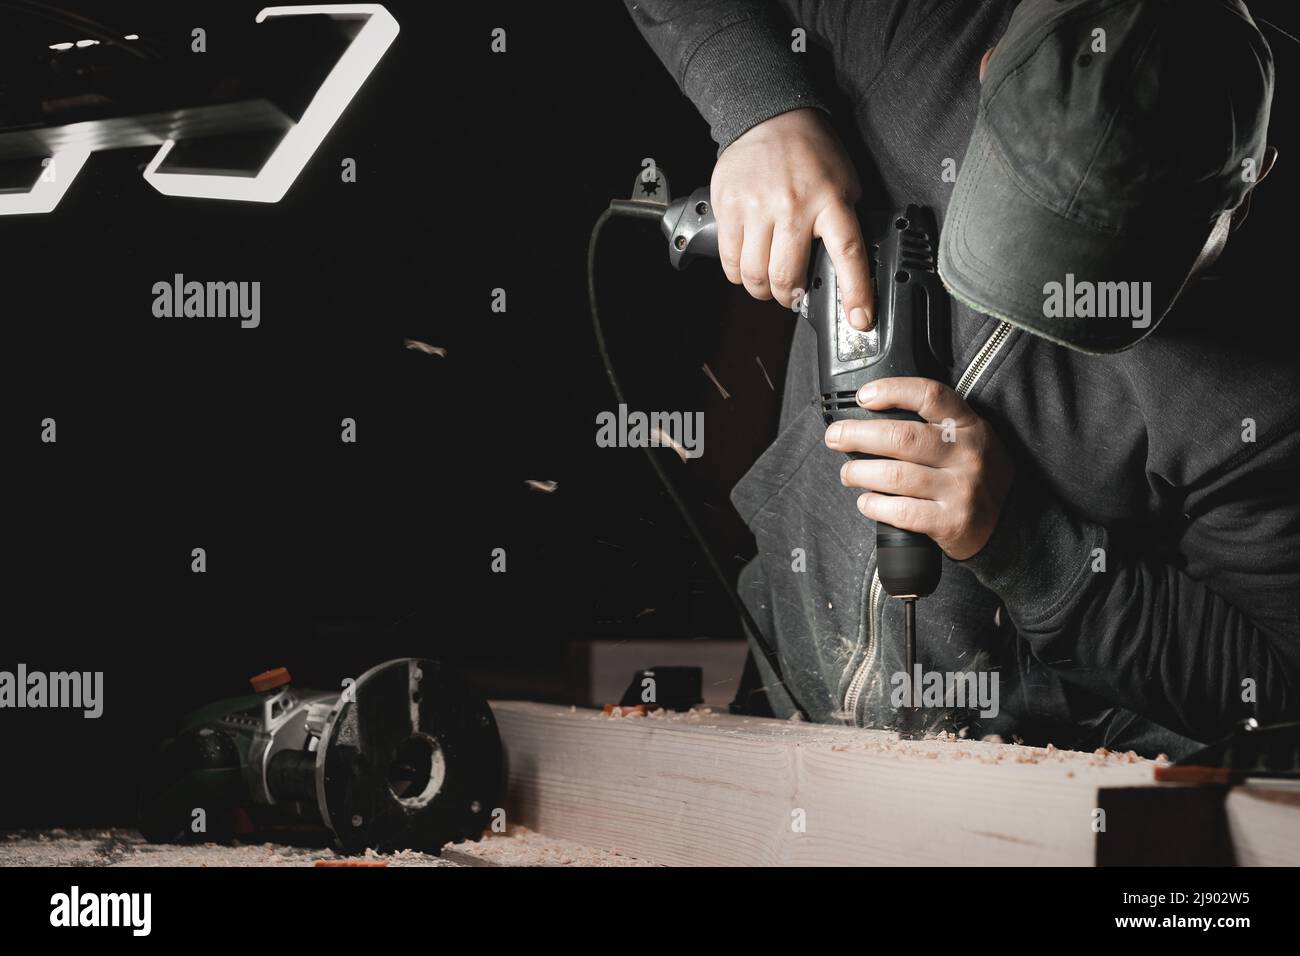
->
[816, 202, 874, 329]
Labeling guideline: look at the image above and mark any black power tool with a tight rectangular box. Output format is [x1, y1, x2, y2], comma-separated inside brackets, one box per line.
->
[659, 183, 952, 722]
[138, 658, 503, 854]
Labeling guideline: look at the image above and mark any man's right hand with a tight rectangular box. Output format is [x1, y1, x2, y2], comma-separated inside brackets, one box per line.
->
[710, 108, 875, 329]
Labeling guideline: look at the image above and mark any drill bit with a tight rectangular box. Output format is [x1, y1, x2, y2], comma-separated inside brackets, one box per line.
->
[903, 596, 918, 736]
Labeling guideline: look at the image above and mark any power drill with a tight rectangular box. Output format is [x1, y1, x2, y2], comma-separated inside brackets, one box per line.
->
[657, 181, 951, 727]
[138, 658, 504, 854]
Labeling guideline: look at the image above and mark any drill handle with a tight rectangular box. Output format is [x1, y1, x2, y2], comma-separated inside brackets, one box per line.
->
[849, 442, 943, 598]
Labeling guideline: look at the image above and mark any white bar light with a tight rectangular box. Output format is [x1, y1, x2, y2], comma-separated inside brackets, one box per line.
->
[0, 149, 92, 215]
[143, 4, 398, 204]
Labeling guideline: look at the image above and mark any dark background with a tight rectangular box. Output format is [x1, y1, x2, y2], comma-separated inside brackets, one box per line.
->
[3, 0, 1296, 827]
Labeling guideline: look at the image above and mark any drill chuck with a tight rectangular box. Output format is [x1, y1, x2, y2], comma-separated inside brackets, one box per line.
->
[876, 525, 942, 598]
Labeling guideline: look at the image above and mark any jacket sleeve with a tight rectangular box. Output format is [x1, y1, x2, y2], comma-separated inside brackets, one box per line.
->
[961, 430, 1300, 744]
[622, 0, 830, 151]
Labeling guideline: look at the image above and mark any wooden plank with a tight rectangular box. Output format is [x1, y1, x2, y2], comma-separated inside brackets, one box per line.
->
[1226, 782, 1300, 866]
[493, 701, 1270, 866]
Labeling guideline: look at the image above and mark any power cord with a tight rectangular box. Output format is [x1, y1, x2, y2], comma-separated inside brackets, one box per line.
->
[586, 203, 810, 721]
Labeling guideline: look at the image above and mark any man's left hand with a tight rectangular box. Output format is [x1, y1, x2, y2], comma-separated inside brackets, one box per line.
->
[825, 377, 1015, 561]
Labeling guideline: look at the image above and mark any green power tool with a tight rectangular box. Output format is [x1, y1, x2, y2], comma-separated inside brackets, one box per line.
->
[138, 658, 503, 854]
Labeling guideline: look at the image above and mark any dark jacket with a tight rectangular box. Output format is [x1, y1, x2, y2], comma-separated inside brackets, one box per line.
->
[624, 0, 1299, 756]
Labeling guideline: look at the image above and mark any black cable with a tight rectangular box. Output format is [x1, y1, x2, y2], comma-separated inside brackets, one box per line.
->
[587, 204, 811, 721]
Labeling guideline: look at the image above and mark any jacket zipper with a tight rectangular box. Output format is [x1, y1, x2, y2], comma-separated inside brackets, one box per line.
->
[841, 320, 1014, 724]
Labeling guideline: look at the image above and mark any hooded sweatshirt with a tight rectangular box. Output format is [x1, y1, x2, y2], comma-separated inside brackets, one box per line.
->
[624, 0, 1299, 756]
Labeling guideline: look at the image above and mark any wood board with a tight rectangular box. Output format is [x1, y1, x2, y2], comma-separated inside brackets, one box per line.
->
[493, 701, 1298, 866]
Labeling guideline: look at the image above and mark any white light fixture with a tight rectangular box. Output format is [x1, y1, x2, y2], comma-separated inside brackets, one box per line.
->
[143, 4, 398, 204]
[124, 34, 140, 41]
[0, 149, 92, 215]
[75, 39, 99, 48]
[48, 42, 73, 51]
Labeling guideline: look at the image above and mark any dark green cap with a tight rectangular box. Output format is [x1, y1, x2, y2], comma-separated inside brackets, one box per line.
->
[939, 0, 1273, 352]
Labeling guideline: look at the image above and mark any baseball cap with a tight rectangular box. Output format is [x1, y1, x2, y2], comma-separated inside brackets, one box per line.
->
[939, 0, 1274, 353]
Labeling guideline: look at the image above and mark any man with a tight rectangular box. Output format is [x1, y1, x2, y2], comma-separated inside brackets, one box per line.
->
[625, 0, 1296, 757]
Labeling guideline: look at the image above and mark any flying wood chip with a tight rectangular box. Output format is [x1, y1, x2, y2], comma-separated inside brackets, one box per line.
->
[403, 339, 447, 357]
[701, 363, 731, 399]
[650, 427, 690, 462]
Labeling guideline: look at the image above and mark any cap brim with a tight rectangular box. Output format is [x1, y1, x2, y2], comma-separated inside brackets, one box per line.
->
[939, 121, 1209, 354]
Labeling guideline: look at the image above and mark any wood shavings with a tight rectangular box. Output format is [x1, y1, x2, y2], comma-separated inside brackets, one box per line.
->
[701, 363, 731, 399]
[0, 826, 653, 868]
[315, 859, 386, 867]
[650, 427, 690, 461]
[602, 704, 650, 718]
[525, 479, 558, 493]
[403, 339, 447, 357]
[449, 826, 655, 867]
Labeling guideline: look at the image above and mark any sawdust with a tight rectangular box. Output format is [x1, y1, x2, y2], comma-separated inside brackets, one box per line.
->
[446, 826, 655, 867]
[596, 705, 717, 721]
[0, 826, 655, 868]
[815, 734, 1158, 770]
[602, 704, 654, 717]
[552, 704, 1159, 772]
